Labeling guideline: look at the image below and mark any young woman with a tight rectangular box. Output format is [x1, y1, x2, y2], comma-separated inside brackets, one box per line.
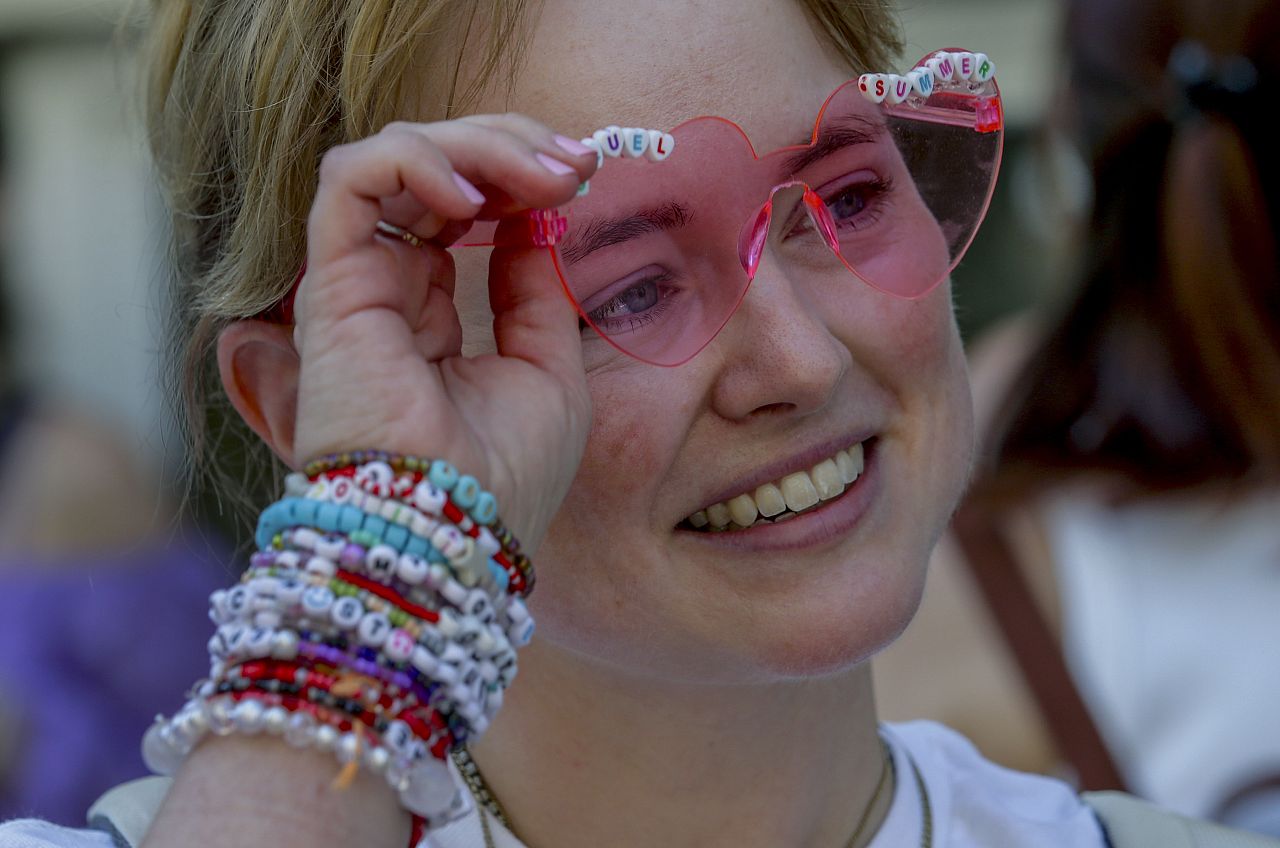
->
[0, 0, 1200, 846]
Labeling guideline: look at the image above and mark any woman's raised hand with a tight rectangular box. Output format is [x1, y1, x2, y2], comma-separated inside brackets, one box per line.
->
[294, 115, 598, 552]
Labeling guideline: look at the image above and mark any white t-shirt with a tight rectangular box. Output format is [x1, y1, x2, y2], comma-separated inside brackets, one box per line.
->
[0, 721, 1106, 847]
[1043, 488, 1280, 832]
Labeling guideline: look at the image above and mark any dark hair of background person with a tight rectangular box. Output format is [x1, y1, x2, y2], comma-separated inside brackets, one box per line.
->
[984, 0, 1280, 499]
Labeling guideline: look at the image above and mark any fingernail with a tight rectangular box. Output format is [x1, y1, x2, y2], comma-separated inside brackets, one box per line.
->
[536, 152, 577, 177]
[554, 134, 595, 156]
[452, 172, 487, 205]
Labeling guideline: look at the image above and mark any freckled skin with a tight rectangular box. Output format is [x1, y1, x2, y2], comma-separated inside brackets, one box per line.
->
[452, 0, 976, 684]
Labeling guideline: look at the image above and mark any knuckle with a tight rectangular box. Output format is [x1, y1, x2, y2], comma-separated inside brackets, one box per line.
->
[317, 143, 356, 182]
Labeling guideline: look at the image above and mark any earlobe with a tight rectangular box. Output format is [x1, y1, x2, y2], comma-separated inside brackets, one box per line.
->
[217, 320, 301, 468]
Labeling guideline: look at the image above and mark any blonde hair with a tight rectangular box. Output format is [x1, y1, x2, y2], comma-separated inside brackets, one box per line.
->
[141, 0, 903, 540]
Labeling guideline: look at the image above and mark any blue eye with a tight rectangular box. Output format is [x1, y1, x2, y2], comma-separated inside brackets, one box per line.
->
[580, 269, 680, 337]
[822, 176, 892, 227]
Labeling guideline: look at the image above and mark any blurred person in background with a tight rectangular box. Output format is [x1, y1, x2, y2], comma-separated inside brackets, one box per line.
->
[876, 0, 1280, 835]
[0, 108, 228, 826]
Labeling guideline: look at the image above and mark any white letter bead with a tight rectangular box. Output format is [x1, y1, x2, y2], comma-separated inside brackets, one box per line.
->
[411, 645, 440, 676]
[301, 585, 335, 617]
[366, 545, 399, 582]
[436, 608, 460, 637]
[357, 612, 391, 647]
[329, 477, 355, 503]
[226, 586, 250, 617]
[305, 556, 335, 578]
[397, 553, 431, 586]
[210, 590, 230, 622]
[504, 597, 530, 624]
[306, 480, 330, 500]
[411, 514, 438, 540]
[622, 127, 649, 158]
[646, 130, 675, 162]
[465, 590, 494, 623]
[910, 68, 936, 98]
[887, 74, 912, 104]
[291, 527, 321, 550]
[253, 611, 283, 629]
[275, 551, 302, 570]
[434, 661, 460, 686]
[440, 578, 468, 608]
[955, 52, 977, 80]
[410, 481, 446, 516]
[928, 54, 956, 81]
[278, 576, 305, 605]
[384, 720, 414, 753]
[863, 73, 890, 103]
[431, 526, 467, 560]
[579, 137, 605, 169]
[384, 628, 416, 663]
[331, 596, 365, 629]
[508, 617, 535, 647]
[596, 126, 624, 157]
[974, 53, 995, 82]
[315, 534, 345, 560]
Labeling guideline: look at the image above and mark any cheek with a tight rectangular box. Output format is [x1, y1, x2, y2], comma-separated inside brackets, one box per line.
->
[521, 372, 692, 642]
[857, 285, 973, 516]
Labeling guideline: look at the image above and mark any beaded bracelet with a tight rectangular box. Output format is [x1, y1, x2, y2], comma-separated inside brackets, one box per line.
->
[148, 451, 533, 835]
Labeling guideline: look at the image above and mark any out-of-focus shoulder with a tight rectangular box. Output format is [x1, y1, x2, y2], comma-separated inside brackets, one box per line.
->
[0, 821, 117, 848]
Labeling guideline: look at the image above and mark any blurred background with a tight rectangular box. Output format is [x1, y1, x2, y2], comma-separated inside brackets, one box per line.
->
[1, 0, 1277, 837]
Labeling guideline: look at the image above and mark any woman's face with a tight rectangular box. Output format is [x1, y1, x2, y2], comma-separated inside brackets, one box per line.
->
[456, 0, 975, 682]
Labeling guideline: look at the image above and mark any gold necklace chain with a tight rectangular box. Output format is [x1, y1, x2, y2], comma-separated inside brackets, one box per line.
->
[452, 738, 932, 848]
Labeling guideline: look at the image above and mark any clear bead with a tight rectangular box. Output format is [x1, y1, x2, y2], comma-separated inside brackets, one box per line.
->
[314, 724, 338, 752]
[207, 697, 236, 736]
[284, 711, 315, 748]
[231, 699, 265, 734]
[141, 721, 184, 775]
[263, 706, 289, 735]
[398, 758, 457, 818]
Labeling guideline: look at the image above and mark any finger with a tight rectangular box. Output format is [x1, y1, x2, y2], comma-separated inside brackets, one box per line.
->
[308, 131, 485, 267]
[487, 233, 585, 389]
[393, 118, 596, 208]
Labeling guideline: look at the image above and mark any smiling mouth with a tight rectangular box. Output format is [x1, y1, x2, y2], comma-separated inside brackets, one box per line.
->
[680, 439, 871, 532]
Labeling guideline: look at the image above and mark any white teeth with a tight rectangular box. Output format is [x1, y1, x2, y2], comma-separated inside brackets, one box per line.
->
[728, 494, 759, 528]
[780, 472, 820, 514]
[835, 445, 860, 485]
[683, 440, 869, 531]
[811, 459, 844, 500]
[754, 483, 787, 518]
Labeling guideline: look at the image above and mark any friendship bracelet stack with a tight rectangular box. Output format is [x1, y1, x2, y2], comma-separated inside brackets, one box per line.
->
[141, 452, 534, 833]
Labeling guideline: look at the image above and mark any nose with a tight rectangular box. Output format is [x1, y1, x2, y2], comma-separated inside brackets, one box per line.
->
[707, 251, 851, 421]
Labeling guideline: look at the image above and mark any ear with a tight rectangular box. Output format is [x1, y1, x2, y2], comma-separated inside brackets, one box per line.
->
[217, 320, 301, 468]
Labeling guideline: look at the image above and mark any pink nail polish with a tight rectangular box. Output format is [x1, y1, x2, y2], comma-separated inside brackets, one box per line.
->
[452, 172, 487, 205]
[554, 134, 594, 156]
[536, 152, 577, 177]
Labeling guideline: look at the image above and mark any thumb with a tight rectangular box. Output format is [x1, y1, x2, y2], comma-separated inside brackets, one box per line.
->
[487, 230, 585, 387]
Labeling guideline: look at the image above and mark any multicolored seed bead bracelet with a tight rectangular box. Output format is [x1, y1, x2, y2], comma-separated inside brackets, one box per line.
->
[143, 453, 533, 835]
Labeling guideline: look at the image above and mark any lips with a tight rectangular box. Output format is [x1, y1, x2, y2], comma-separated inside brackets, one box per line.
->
[681, 438, 871, 532]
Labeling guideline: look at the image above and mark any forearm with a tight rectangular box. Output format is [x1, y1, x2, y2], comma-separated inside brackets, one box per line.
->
[141, 737, 410, 848]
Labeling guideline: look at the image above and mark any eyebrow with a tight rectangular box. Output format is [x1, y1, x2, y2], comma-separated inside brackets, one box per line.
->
[560, 201, 692, 264]
[780, 115, 885, 176]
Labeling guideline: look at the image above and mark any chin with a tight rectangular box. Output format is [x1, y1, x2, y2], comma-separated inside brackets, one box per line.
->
[728, 547, 931, 680]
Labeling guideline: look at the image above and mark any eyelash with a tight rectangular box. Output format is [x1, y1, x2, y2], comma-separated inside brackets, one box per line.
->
[786, 175, 894, 240]
[579, 272, 678, 336]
